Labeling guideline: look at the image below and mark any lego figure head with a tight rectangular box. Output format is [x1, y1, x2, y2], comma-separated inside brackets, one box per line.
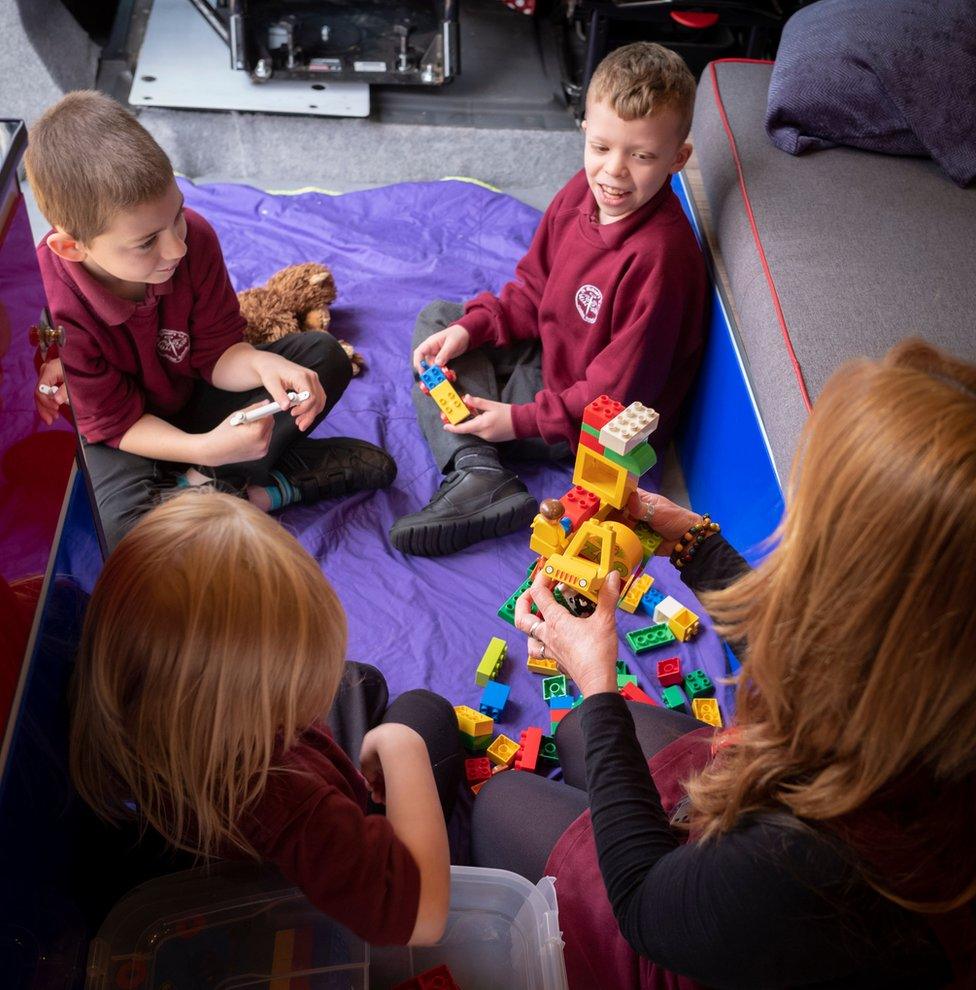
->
[582, 43, 695, 225]
[26, 91, 185, 297]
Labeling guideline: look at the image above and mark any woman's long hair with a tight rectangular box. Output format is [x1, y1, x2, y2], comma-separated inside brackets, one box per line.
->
[70, 490, 347, 860]
[687, 340, 976, 912]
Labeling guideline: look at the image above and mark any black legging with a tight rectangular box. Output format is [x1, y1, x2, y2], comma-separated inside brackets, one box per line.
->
[326, 661, 464, 821]
[471, 701, 702, 882]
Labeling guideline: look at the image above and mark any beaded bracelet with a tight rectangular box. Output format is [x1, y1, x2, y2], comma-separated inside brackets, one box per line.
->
[669, 514, 721, 569]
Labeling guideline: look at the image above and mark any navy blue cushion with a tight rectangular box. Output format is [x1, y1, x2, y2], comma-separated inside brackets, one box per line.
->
[766, 0, 976, 187]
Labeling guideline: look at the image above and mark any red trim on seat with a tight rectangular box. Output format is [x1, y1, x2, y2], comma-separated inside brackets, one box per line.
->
[670, 11, 719, 28]
[708, 60, 812, 412]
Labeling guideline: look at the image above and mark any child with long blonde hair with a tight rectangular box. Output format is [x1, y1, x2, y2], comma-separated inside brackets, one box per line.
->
[70, 491, 459, 945]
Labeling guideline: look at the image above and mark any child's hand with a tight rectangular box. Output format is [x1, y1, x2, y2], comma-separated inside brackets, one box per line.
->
[359, 723, 426, 805]
[625, 490, 702, 556]
[412, 323, 470, 372]
[251, 352, 325, 432]
[200, 403, 274, 466]
[34, 358, 69, 425]
[443, 395, 515, 442]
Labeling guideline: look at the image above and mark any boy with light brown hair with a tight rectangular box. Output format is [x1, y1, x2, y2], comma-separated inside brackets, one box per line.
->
[27, 91, 394, 550]
[391, 43, 708, 557]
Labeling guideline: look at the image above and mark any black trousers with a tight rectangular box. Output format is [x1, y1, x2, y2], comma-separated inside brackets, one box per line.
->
[470, 702, 702, 883]
[410, 300, 571, 472]
[327, 661, 464, 822]
[82, 333, 352, 551]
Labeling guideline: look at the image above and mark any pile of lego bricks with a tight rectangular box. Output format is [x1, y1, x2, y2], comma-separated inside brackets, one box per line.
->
[158, 177, 733, 748]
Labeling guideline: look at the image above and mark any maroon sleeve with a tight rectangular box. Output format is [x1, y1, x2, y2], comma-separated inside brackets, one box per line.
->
[256, 781, 422, 945]
[510, 248, 704, 445]
[57, 313, 145, 448]
[455, 183, 567, 349]
[183, 209, 246, 381]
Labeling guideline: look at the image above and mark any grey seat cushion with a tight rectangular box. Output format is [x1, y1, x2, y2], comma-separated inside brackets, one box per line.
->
[691, 59, 976, 481]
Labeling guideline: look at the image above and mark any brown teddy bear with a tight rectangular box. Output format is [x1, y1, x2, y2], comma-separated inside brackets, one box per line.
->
[237, 262, 365, 375]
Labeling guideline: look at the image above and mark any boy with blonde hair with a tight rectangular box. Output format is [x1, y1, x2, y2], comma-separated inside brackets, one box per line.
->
[391, 43, 707, 557]
[27, 91, 394, 550]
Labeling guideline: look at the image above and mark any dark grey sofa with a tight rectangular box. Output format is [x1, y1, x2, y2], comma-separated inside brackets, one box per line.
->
[690, 59, 976, 481]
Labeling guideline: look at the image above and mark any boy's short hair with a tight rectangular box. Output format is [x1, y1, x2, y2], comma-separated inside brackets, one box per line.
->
[588, 42, 696, 140]
[25, 90, 174, 244]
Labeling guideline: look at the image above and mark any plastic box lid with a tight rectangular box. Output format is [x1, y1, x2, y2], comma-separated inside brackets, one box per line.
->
[86, 863, 568, 989]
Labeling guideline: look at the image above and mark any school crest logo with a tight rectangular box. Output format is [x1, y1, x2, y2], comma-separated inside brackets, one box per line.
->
[157, 328, 190, 364]
[575, 283, 603, 324]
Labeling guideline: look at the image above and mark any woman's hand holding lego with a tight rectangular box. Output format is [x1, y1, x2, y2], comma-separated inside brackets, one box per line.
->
[34, 358, 69, 425]
[626, 490, 702, 556]
[443, 395, 516, 442]
[516, 570, 621, 698]
[412, 323, 470, 372]
[251, 351, 325, 432]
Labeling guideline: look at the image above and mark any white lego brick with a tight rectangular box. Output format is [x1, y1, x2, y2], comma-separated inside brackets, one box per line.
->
[653, 595, 685, 624]
[598, 402, 660, 455]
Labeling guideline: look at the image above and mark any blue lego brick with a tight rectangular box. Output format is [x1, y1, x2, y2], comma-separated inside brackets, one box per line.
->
[548, 695, 574, 711]
[418, 359, 447, 390]
[625, 622, 676, 655]
[639, 586, 667, 616]
[479, 680, 511, 719]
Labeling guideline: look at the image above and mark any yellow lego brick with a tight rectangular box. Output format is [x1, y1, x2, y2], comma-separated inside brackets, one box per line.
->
[487, 734, 519, 767]
[619, 572, 653, 613]
[667, 607, 701, 642]
[527, 655, 559, 675]
[455, 704, 493, 737]
[692, 697, 723, 727]
[430, 379, 470, 425]
[572, 446, 632, 509]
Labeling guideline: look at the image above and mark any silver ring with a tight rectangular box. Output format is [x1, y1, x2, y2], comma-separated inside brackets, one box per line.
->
[528, 620, 543, 642]
[642, 501, 655, 523]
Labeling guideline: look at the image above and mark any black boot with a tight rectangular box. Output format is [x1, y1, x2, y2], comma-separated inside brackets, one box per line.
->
[389, 467, 537, 556]
[274, 437, 396, 502]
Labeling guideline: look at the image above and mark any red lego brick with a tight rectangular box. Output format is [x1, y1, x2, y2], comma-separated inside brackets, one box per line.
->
[578, 429, 604, 454]
[560, 485, 600, 530]
[514, 727, 543, 771]
[465, 757, 492, 784]
[620, 682, 658, 706]
[656, 656, 683, 687]
[416, 965, 461, 990]
[582, 395, 625, 431]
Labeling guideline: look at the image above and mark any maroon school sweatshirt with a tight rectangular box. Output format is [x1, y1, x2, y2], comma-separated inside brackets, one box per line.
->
[36, 208, 245, 446]
[456, 170, 707, 448]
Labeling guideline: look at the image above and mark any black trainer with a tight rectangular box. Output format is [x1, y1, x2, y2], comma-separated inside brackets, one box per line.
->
[275, 437, 396, 502]
[389, 468, 538, 556]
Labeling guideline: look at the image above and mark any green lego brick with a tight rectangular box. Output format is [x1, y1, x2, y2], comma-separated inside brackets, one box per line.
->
[539, 735, 559, 764]
[542, 674, 568, 700]
[634, 522, 664, 562]
[572, 695, 584, 708]
[601, 441, 657, 477]
[459, 730, 492, 752]
[617, 673, 639, 690]
[580, 421, 601, 440]
[616, 659, 630, 675]
[553, 585, 568, 610]
[661, 685, 687, 712]
[683, 668, 715, 700]
[497, 577, 535, 626]
[626, 622, 676, 655]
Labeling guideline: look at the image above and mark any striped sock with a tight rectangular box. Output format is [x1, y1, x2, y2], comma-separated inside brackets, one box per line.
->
[265, 470, 301, 511]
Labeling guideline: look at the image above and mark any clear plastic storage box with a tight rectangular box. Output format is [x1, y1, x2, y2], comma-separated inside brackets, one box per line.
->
[85, 863, 569, 989]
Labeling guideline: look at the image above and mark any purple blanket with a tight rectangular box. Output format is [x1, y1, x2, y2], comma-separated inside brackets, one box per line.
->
[177, 177, 732, 730]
